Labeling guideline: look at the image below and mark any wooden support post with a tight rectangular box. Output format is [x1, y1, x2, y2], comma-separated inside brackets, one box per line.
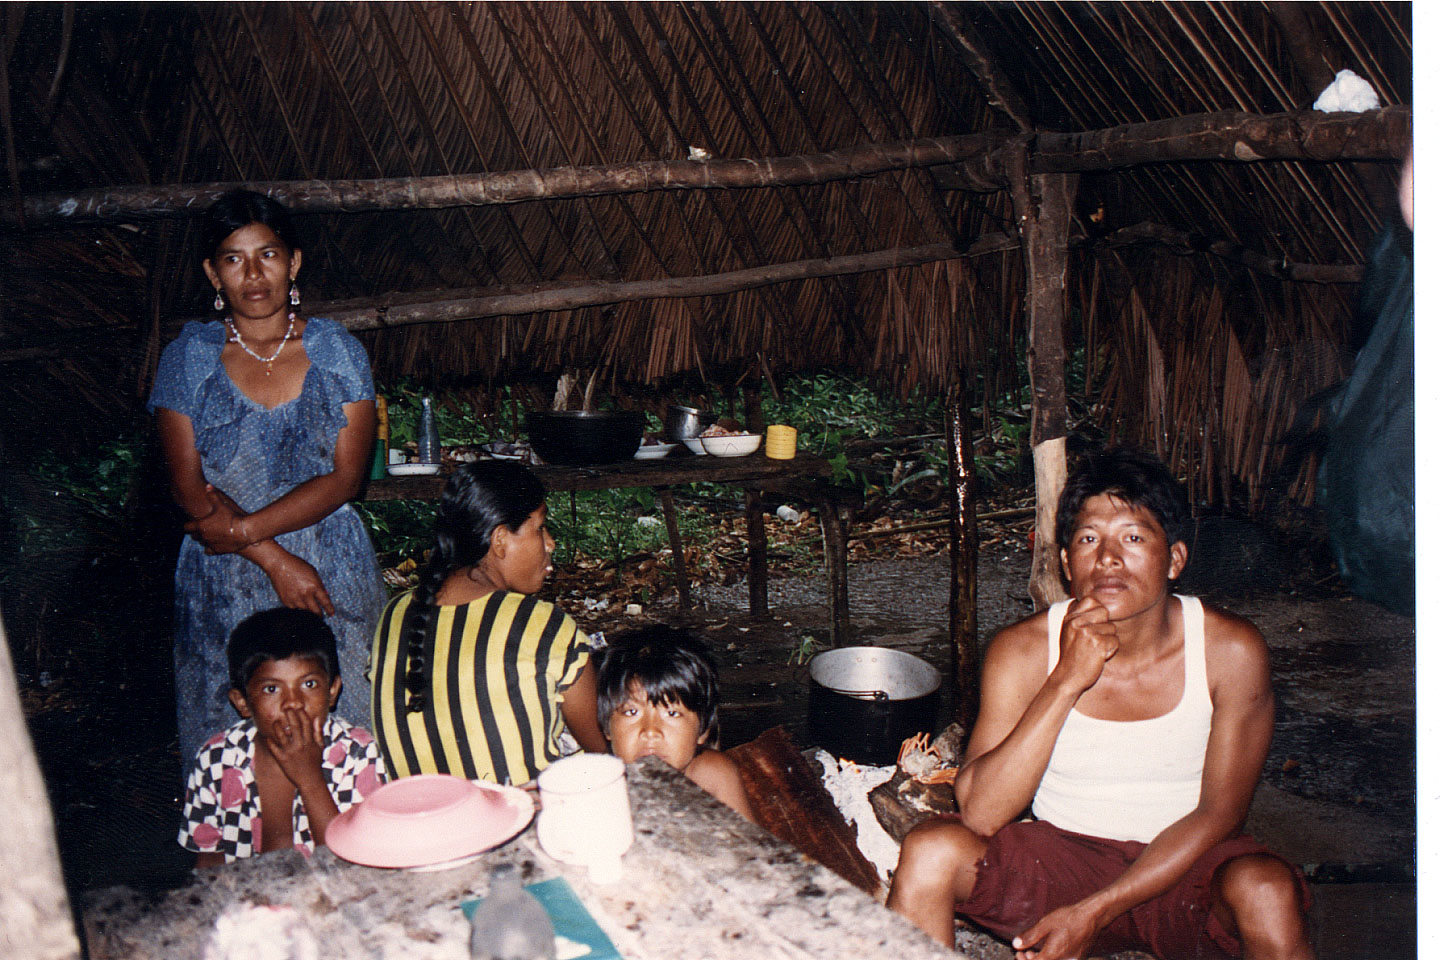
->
[744, 488, 769, 618]
[946, 393, 980, 728]
[818, 499, 852, 645]
[657, 487, 691, 611]
[0, 615, 80, 960]
[742, 383, 764, 434]
[1011, 157, 1078, 610]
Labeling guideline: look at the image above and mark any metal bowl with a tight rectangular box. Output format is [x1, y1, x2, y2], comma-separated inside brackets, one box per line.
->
[663, 404, 718, 443]
[525, 411, 646, 465]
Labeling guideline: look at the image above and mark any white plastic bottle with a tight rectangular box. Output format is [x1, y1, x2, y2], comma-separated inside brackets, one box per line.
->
[469, 863, 556, 960]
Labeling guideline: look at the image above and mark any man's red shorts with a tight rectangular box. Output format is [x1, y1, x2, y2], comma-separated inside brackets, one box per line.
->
[955, 820, 1310, 959]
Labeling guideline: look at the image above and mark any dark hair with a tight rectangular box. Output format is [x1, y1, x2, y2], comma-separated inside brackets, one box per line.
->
[1056, 446, 1191, 549]
[401, 461, 548, 713]
[203, 189, 303, 262]
[595, 626, 721, 747]
[226, 607, 339, 693]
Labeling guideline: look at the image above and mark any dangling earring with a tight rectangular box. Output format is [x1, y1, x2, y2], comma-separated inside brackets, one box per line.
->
[289, 282, 300, 307]
[214, 289, 225, 311]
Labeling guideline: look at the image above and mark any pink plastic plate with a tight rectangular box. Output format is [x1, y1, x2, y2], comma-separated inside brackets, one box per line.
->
[327, 774, 534, 869]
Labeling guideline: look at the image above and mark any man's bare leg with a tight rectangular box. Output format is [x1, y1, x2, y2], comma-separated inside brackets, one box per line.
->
[1210, 853, 1315, 960]
[887, 819, 990, 946]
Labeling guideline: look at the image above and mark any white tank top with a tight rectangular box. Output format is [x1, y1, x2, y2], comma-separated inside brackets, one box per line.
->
[1030, 595, 1212, 843]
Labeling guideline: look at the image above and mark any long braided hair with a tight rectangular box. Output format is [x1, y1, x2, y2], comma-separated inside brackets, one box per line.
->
[401, 461, 547, 713]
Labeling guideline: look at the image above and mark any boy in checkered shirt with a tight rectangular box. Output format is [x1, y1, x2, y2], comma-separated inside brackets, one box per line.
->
[178, 608, 387, 866]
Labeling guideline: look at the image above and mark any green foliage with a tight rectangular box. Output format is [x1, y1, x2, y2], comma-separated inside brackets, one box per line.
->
[787, 633, 825, 666]
[544, 487, 714, 583]
[381, 377, 523, 447]
[761, 372, 945, 459]
[2, 435, 147, 562]
[352, 498, 438, 568]
[753, 372, 947, 498]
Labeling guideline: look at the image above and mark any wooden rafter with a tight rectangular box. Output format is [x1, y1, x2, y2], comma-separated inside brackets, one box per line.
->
[338, 3, 494, 287]
[371, 3, 542, 280]
[4, 215, 1369, 366]
[480, 3, 620, 280]
[8, 108, 1406, 227]
[675, 4, 851, 328]
[928, 0, 1032, 131]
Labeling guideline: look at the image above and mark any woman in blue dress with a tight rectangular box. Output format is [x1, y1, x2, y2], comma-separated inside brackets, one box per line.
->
[149, 190, 385, 765]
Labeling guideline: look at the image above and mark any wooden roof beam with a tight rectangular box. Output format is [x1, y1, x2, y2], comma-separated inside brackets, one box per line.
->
[1093, 221, 1363, 283]
[8, 107, 1407, 227]
[928, 1, 1032, 131]
[1, 219, 1365, 365]
[1030, 106, 1408, 172]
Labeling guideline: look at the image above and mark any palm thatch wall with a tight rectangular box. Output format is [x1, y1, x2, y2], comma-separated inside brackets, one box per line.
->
[0, 2, 1412, 511]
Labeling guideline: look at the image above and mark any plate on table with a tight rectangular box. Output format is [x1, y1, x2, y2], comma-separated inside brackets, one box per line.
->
[387, 463, 442, 477]
[328, 774, 534, 870]
[480, 441, 528, 461]
[634, 442, 676, 460]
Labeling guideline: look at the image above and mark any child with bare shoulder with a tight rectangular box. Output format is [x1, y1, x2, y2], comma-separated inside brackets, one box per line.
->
[596, 626, 755, 823]
[178, 608, 386, 867]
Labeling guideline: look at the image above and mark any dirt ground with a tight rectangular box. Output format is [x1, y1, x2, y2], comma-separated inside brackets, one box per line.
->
[20, 514, 1417, 957]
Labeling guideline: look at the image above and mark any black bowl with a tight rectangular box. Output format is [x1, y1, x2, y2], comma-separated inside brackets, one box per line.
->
[525, 411, 646, 465]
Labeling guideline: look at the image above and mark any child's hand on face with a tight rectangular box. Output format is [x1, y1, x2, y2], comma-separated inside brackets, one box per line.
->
[264, 705, 327, 791]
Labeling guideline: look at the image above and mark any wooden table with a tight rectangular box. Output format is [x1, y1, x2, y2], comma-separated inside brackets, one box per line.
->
[81, 758, 960, 959]
[364, 452, 856, 643]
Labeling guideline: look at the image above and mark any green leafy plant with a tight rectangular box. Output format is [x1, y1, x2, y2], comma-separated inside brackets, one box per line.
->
[380, 377, 498, 447]
[787, 633, 824, 666]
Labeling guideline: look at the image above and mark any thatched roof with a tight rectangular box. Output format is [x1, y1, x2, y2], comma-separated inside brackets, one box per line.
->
[0, 2, 1411, 507]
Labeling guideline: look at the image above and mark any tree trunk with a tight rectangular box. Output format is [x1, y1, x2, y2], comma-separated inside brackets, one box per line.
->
[0, 611, 80, 960]
[1013, 165, 1077, 610]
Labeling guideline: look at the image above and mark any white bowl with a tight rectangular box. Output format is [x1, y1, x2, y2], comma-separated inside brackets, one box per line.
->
[700, 434, 762, 457]
[326, 774, 534, 869]
[634, 442, 676, 460]
[682, 438, 708, 456]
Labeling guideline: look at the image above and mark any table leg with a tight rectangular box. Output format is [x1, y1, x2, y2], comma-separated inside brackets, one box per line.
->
[818, 499, 851, 645]
[657, 487, 691, 611]
[744, 488, 768, 617]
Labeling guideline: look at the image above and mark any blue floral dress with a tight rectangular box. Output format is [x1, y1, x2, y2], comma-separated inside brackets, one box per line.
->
[148, 317, 386, 763]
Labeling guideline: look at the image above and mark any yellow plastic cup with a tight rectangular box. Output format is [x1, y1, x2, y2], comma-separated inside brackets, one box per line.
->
[765, 424, 798, 459]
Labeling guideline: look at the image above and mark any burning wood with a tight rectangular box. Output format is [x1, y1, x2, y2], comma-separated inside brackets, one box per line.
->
[869, 723, 967, 843]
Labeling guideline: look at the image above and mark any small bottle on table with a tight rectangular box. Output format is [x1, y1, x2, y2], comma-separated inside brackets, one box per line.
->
[469, 863, 556, 960]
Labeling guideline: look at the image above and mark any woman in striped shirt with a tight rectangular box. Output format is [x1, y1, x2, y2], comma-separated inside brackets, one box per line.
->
[369, 461, 607, 785]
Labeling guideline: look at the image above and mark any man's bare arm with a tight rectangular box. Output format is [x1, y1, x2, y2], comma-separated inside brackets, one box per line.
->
[1012, 610, 1273, 960]
[955, 598, 1118, 836]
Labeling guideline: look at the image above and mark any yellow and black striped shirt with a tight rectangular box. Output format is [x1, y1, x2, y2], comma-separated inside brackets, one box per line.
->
[368, 589, 590, 786]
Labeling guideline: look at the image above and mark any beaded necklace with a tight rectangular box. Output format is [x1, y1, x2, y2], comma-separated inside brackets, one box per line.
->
[226, 313, 296, 376]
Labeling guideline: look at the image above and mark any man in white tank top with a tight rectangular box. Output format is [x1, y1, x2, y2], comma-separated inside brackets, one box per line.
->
[887, 449, 1312, 960]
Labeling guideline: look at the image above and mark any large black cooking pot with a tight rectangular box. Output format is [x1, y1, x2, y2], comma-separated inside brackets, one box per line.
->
[808, 647, 942, 766]
[525, 410, 646, 466]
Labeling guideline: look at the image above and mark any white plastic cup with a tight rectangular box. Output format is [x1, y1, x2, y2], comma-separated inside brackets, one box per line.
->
[535, 754, 633, 883]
